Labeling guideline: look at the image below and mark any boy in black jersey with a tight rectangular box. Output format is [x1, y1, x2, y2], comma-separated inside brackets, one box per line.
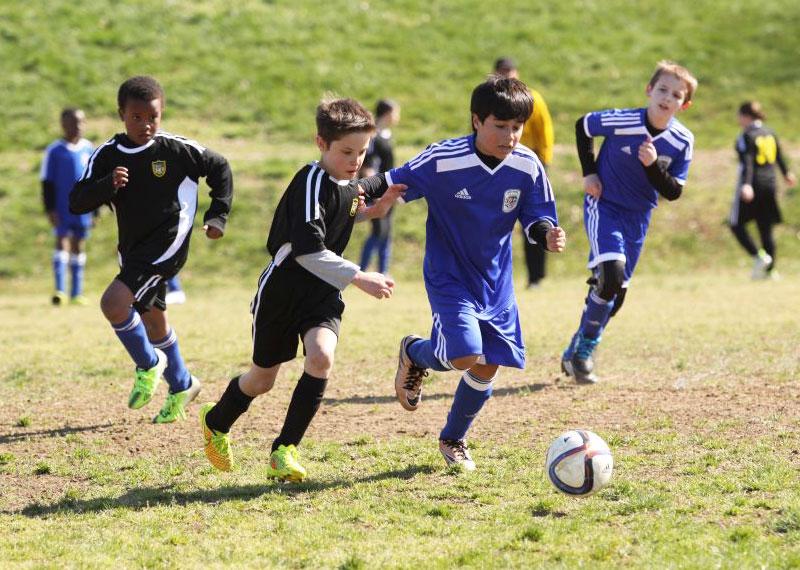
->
[199, 98, 403, 479]
[729, 101, 796, 279]
[70, 76, 233, 423]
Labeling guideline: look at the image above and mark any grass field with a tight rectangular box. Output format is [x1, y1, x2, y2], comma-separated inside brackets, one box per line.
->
[1, 272, 799, 568]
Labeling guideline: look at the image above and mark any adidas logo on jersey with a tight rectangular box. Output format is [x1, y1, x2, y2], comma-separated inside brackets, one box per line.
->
[455, 188, 472, 200]
[621, 146, 632, 155]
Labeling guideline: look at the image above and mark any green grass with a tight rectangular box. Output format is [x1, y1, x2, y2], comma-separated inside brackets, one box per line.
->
[1, 273, 799, 567]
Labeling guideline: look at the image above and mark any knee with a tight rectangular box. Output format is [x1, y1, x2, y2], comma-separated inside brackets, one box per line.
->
[305, 349, 335, 377]
[449, 355, 480, 371]
[100, 289, 129, 323]
[241, 367, 277, 396]
[595, 260, 625, 301]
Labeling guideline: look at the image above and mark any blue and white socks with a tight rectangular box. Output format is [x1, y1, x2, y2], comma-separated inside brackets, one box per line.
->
[440, 370, 495, 442]
[151, 328, 192, 393]
[53, 250, 69, 294]
[578, 290, 615, 339]
[407, 338, 452, 372]
[69, 253, 86, 298]
[112, 308, 158, 370]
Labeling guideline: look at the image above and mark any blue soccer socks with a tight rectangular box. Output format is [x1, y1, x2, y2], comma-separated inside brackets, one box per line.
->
[53, 250, 68, 294]
[112, 308, 159, 370]
[439, 370, 494, 442]
[151, 328, 192, 393]
[579, 290, 615, 339]
[69, 253, 86, 298]
[407, 338, 452, 372]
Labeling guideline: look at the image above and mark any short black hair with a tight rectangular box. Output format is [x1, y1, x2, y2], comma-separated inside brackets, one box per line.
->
[493, 57, 517, 74]
[60, 107, 82, 121]
[375, 99, 398, 119]
[117, 76, 165, 110]
[470, 76, 533, 129]
[316, 97, 375, 144]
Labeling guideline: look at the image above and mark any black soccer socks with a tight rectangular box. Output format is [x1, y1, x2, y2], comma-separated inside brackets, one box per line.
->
[272, 372, 328, 452]
[206, 376, 253, 433]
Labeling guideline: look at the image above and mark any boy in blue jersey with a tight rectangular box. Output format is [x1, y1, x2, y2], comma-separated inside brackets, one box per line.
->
[41, 108, 95, 305]
[390, 76, 566, 470]
[561, 61, 697, 384]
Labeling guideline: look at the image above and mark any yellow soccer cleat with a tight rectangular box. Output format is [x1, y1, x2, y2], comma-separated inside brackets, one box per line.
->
[266, 444, 307, 482]
[199, 402, 232, 471]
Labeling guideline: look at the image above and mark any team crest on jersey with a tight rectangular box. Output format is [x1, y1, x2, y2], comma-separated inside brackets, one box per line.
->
[349, 197, 359, 217]
[151, 160, 166, 177]
[502, 189, 521, 213]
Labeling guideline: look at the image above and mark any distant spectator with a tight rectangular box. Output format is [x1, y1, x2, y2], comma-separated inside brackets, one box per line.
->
[41, 108, 94, 306]
[494, 57, 554, 289]
[165, 275, 186, 304]
[729, 100, 796, 279]
[359, 99, 401, 274]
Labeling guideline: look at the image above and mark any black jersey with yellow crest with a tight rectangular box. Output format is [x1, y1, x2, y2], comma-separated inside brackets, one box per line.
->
[70, 131, 232, 268]
[736, 121, 789, 191]
[266, 162, 367, 269]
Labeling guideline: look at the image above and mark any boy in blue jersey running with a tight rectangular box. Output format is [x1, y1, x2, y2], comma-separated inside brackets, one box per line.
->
[389, 76, 566, 470]
[41, 108, 95, 305]
[561, 60, 697, 384]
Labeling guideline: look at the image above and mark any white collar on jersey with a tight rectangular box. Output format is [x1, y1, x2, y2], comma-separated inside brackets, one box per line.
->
[116, 136, 157, 154]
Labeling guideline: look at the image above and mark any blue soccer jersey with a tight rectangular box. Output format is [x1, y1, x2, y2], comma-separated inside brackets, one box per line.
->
[584, 108, 693, 211]
[41, 138, 94, 226]
[386, 134, 557, 318]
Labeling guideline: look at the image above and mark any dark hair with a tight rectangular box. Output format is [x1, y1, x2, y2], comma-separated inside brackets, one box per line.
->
[117, 76, 165, 110]
[60, 107, 82, 121]
[375, 99, 398, 119]
[493, 57, 517, 74]
[316, 97, 375, 143]
[470, 76, 533, 129]
[739, 100, 765, 121]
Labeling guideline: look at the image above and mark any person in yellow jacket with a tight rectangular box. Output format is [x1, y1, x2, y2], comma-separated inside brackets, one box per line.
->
[494, 57, 554, 288]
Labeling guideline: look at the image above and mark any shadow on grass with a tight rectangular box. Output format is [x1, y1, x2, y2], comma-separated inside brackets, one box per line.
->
[19, 464, 435, 517]
[0, 422, 116, 445]
[326, 382, 549, 407]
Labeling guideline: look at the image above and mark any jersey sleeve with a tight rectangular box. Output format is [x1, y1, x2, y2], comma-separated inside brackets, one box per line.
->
[385, 145, 438, 203]
[518, 165, 558, 238]
[40, 144, 56, 182]
[583, 109, 625, 138]
[668, 136, 693, 185]
[288, 166, 329, 256]
[176, 138, 234, 233]
[69, 141, 117, 214]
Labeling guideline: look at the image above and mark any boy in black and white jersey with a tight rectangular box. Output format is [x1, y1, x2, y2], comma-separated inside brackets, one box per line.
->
[199, 97, 404, 480]
[70, 76, 233, 424]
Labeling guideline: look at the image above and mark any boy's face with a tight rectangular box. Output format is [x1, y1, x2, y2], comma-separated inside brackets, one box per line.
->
[646, 74, 691, 123]
[119, 97, 163, 146]
[472, 114, 525, 160]
[61, 110, 86, 142]
[317, 131, 373, 180]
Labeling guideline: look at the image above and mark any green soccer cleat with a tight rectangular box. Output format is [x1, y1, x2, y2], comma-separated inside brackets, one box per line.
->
[199, 402, 233, 471]
[266, 444, 307, 482]
[128, 348, 167, 410]
[70, 295, 89, 306]
[153, 376, 202, 424]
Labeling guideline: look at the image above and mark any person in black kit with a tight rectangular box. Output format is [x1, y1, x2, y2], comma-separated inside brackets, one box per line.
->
[70, 76, 233, 424]
[199, 98, 405, 480]
[359, 99, 400, 274]
[729, 101, 796, 279]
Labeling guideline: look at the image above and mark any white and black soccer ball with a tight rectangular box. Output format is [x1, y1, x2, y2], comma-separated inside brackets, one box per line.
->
[545, 429, 613, 496]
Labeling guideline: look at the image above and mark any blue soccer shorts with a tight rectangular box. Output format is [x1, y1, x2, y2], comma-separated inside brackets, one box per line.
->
[428, 302, 526, 369]
[55, 218, 90, 240]
[584, 195, 652, 284]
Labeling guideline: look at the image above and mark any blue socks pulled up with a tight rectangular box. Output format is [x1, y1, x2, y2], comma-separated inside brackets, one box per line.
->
[112, 308, 158, 370]
[151, 328, 191, 393]
[440, 371, 494, 442]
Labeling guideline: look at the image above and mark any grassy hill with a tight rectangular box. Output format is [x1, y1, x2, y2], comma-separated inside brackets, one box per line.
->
[1, 0, 799, 287]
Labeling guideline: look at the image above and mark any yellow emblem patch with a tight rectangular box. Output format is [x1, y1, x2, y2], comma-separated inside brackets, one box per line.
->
[349, 197, 359, 217]
[151, 160, 166, 177]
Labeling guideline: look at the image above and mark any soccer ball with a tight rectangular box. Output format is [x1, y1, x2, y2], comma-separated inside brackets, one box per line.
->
[545, 430, 613, 496]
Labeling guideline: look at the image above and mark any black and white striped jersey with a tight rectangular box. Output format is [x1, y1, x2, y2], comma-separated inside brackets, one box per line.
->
[70, 131, 233, 267]
[266, 162, 382, 270]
